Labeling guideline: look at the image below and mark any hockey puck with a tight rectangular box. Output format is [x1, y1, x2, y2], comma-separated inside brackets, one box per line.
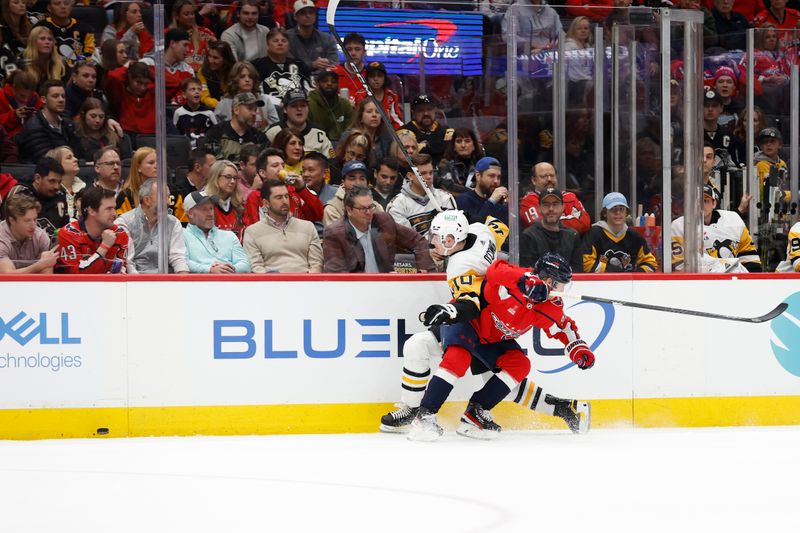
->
[96, 428, 109, 436]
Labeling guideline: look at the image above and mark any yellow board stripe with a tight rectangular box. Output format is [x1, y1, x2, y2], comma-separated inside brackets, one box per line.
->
[402, 376, 429, 386]
[1, 396, 800, 440]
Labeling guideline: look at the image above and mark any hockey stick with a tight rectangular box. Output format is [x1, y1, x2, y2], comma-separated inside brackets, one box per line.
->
[325, 0, 443, 211]
[551, 291, 788, 324]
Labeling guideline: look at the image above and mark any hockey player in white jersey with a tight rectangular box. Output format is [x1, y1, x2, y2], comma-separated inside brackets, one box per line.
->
[776, 221, 800, 272]
[379, 210, 590, 435]
[386, 153, 457, 237]
[672, 184, 762, 272]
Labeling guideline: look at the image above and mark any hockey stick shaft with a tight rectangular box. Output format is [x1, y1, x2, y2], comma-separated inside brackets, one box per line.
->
[325, 0, 443, 212]
[550, 291, 788, 323]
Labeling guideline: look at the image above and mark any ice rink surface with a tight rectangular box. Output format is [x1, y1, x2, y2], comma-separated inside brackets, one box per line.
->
[1, 425, 799, 532]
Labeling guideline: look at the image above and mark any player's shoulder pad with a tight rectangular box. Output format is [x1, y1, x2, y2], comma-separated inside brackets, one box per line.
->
[481, 216, 509, 247]
[715, 209, 746, 229]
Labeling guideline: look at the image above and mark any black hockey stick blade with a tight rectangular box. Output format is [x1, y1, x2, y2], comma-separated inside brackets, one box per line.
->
[576, 295, 788, 324]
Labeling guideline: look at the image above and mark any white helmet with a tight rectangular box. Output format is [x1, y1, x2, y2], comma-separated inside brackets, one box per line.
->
[429, 210, 469, 256]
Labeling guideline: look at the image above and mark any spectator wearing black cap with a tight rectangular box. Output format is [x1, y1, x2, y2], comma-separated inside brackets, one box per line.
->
[703, 87, 733, 153]
[200, 92, 268, 163]
[286, 0, 339, 73]
[308, 70, 354, 143]
[402, 94, 454, 167]
[331, 32, 368, 106]
[252, 27, 312, 108]
[671, 184, 761, 272]
[266, 88, 334, 157]
[455, 156, 509, 227]
[754, 126, 788, 194]
[519, 188, 583, 272]
[141, 28, 195, 104]
[354, 61, 403, 129]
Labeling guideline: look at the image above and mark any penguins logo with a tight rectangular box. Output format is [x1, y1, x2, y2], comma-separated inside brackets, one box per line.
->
[601, 250, 632, 271]
[706, 238, 737, 258]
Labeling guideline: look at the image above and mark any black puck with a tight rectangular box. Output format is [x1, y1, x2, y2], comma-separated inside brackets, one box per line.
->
[96, 428, 109, 435]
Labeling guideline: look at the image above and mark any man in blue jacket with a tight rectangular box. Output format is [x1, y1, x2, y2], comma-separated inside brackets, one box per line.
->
[183, 191, 251, 273]
[455, 156, 509, 230]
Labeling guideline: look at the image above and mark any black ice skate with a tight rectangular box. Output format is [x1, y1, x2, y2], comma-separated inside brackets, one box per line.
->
[379, 405, 419, 433]
[546, 395, 591, 434]
[407, 407, 443, 442]
[456, 401, 501, 440]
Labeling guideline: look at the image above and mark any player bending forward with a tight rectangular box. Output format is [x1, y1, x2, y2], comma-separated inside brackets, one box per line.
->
[408, 253, 595, 441]
[380, 209, 508, 431]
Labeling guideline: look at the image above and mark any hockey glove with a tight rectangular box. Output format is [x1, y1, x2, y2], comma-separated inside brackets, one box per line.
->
[566, 339, 595, 369]
[422, 304, 459, 327]
[518, 273, 548, 303]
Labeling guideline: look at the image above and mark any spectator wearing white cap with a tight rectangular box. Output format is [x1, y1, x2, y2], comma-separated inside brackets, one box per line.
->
[582, 192, 658, 273]
[286, 0, 339, 73]
[183, 190, 251, 273]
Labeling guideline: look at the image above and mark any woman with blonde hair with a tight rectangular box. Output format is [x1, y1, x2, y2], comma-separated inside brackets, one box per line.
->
[101, 1, 154, 61]
[213, 61, 278, 130]
[169, 0, 217, 73]
[46, 145, 85, 220]
[117, 146, 157, 214]
[564, 16, 594, 103]
[204, 159, 245, 239]
[330, 130, 372, 185]
[21, 26, 66, 87]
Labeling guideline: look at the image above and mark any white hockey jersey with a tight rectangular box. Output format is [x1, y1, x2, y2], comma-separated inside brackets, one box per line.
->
[445, 217, 509, 312]
[671, 209, 762, 272]
[776, 221, 800, 272]
[387, 183, 456, 238]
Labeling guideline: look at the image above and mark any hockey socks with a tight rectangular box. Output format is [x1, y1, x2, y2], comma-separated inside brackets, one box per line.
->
[419, 374, 454, 413]
[469, 371, 517, 411]
[511, 378, 556, 416]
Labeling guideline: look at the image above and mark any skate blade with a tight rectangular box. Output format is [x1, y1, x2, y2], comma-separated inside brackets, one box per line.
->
[456, 422, 500, 441]
[577, 402, 591, 435]
[379, 423, 410, 434]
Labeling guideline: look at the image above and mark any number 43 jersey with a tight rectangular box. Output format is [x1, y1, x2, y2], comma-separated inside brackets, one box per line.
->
[445, 216, 509, 314]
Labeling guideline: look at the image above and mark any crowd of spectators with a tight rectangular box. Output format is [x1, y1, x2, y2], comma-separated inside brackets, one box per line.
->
[0, 0, 798, 274]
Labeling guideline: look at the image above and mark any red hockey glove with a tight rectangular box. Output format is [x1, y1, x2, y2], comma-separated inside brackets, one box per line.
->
[518, 273, 548, 303]
[566, 340, 595, 369]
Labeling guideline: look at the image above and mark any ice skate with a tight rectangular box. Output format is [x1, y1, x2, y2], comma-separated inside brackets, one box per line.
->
[379, 404, 418, 433]
[456, 401, 501, 440]
[407, 408, 443, 442]
[546, 395, 591, 434]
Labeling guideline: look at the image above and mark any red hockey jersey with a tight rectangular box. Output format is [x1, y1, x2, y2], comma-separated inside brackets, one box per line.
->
[56, 220, 129, 274]
[520, 189, 591, 233]
[469, 260, 581, 347]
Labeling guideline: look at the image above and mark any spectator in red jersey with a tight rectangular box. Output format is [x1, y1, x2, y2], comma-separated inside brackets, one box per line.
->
[519, 162, 591, 234]
[101, 1, 153, 61]
[105, 61, 156, 135]
[204, 159, 246, 239]
[243, 147, 323, 227]
[141, 28, 195, 104]
[331, 32, 367, 107]
[169, 0, 218, 73]
[56, 186, 128, 274]
[354, 61, 403, 130]
[754, 0, 800, 48]
[0, 70, 42, 138]
[565, 0, 614, 22]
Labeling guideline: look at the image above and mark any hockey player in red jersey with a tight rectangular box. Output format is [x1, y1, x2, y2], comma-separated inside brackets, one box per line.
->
[409, 252, 595, 441]
[57, 187, 128, 274]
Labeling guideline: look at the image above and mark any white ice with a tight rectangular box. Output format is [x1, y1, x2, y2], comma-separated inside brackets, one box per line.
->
[1, 426, 798, 532]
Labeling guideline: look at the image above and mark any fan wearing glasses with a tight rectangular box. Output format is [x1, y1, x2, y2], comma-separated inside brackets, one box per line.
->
[322, 185, 435, 273]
